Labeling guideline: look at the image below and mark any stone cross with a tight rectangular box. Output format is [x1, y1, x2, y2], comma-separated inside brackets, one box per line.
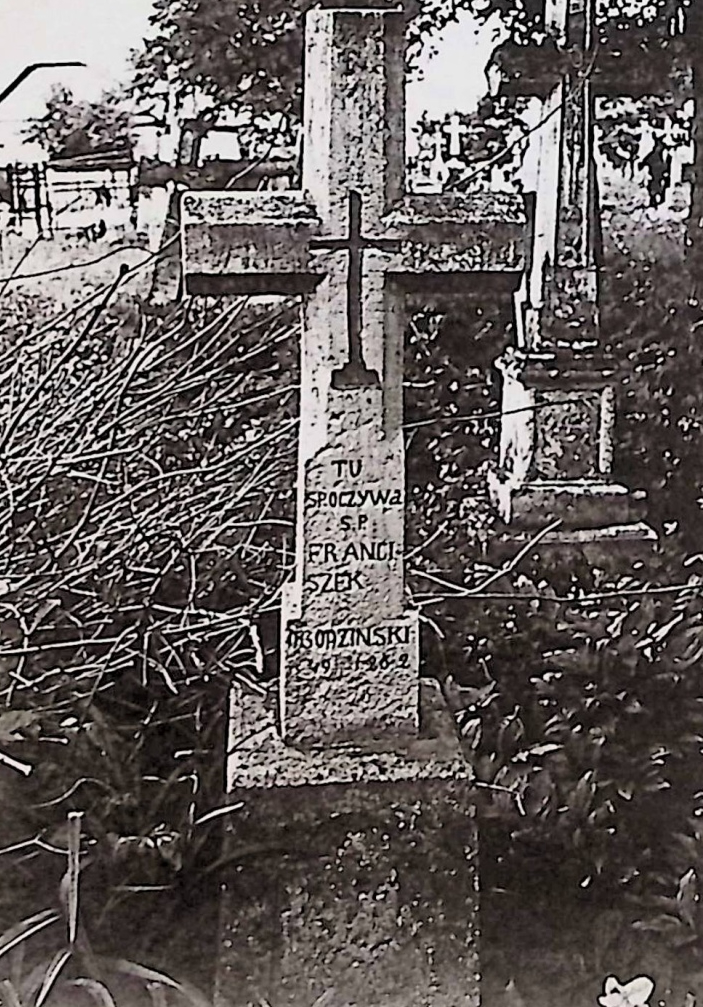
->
[517, 0, 600, 349]
[181, 7, 524, 1005]
[412, 125, 450, 193]
[489, 0, 657, 547]
[443, 112, 469, 157]
[182, 0, 525, 748]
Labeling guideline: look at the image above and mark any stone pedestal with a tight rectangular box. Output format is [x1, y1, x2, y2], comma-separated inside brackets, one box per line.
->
[488, 347, 655, 545]
[486, 2, 656, 550]
[214, 681, 479, 1007]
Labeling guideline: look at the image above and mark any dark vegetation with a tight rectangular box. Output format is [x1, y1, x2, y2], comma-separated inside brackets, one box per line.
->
[24, 85, 136, 159]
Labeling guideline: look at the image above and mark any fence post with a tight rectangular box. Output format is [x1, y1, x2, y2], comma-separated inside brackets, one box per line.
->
[31, 163, 43, 237]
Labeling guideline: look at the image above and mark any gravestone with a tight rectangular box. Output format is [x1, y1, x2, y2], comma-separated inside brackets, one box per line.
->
[488, 0, 657, 550]
[180, 2, 524, 1005]
[182, 3, 524, 746]
[444, 113, 470, 158]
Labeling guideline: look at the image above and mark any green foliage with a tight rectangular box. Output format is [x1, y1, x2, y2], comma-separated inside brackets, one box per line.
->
[129, 0, 692, 127]
[6, 0, 703, 960]
[0, 900, 210, 1005]
[604, 253, 703, 545]
[23, 87, 136, 159]
[0, 809, 210, 1005]
[130, 0, 532, 120]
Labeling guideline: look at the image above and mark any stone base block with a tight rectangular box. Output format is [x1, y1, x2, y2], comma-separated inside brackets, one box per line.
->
[487, 477, 657, 561]
[490, 519, 658, 562]
[215, 682, 478, 1007]
[487, 468, 652, 525]
[503, 479, 648, 530]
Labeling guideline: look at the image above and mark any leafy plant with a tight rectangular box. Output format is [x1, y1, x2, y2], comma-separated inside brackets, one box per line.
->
[0, 284, 298, 974]
[0, 813, 210, 1007]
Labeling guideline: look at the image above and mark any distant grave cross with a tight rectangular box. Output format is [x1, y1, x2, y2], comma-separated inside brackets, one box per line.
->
[443, 113, 469, 157]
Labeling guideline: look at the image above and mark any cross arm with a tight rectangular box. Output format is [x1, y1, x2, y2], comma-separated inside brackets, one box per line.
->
[181, 190, 325, 296]
[379, 192, 526, 275]
[181, 189, 527, 297]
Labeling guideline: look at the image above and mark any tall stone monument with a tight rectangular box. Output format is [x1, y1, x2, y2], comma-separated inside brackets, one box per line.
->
[180, 2, 525, 1006]
[489, 0, 657, 549]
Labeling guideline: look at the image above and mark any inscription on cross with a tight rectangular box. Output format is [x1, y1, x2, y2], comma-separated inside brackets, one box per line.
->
[181, 0, 525, 747]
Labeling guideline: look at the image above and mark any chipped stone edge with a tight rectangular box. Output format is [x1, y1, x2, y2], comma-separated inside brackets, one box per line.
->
[226, 679, 472, 791]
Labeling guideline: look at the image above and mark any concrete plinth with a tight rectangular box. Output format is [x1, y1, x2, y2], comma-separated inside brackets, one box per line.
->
[488, 347, 656, 548]
[214, 681, 479, 1007]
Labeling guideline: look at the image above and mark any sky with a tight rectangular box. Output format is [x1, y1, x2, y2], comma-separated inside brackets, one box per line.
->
[0, 0, 155, 158]
[0, 0, 498, 161]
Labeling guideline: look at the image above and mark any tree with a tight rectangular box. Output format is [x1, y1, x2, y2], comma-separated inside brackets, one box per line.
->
[130, 0, 518, 121]
[130, 0, 687, 113]
[23, 85, 136, 159]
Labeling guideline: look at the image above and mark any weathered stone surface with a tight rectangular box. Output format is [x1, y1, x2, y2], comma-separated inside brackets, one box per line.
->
[180, 6, 526, 295]
[216, 681, 478, 1007]
[488, 348, 652, 535]
[178, 5, 526, 746]
[508, 481, 648, 530]
[280, 609, 419, 746]
[490, 349, 619, 486]
[533, 389, 601, 480]
[181, 192, 322, 288]
[281, 378, 419, 745]
[489, 521, 658, 568]
[227, 679, 470, 789]
[179, 4, 510, 748]
[490, 0, 654, 546]
[181, 190, 526, 291]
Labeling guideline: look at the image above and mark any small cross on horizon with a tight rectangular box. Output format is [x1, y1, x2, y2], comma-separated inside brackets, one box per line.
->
[443, 113, 470, 158]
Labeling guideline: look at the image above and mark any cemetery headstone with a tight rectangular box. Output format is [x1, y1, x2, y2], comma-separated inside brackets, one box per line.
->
[444, 112, 469, 157]
[180, 2, 525, 1005]
[182, 4, 525, 741]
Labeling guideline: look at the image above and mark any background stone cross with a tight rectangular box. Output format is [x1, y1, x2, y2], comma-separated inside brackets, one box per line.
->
[181, 0, 525, 747]
[443, 113, 470, 158]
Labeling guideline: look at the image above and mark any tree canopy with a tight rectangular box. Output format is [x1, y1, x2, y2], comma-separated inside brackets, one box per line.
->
[23, 85, 136, 160]
[130, 0, 518, 120]
[129, 0, 694, 126]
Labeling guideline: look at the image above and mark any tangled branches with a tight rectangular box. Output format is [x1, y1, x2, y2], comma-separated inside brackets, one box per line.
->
[0, 288, 298, 706]
[0, 284, 299, 951]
